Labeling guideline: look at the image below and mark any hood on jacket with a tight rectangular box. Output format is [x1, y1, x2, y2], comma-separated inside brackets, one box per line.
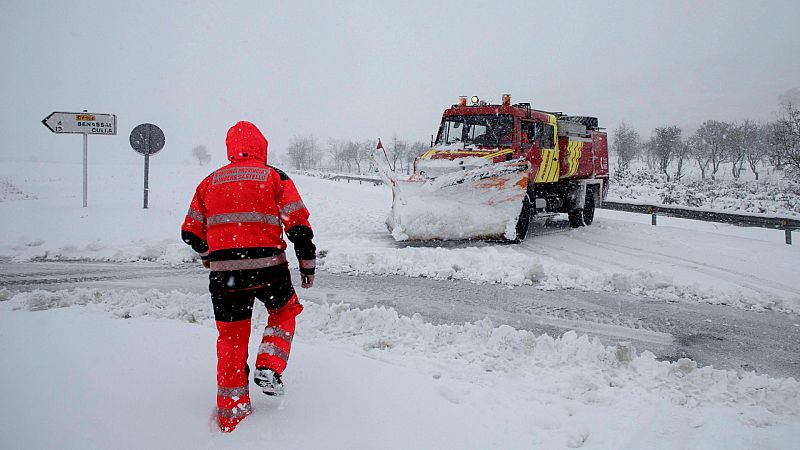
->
[226, 121, 269, 162]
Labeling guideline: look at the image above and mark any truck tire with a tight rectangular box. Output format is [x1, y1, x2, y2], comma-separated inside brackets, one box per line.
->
[568, 187, 595, 228]
[568, 209, 584, 228]
[582, 188, 596, 225]
[512, 196, 532, 242]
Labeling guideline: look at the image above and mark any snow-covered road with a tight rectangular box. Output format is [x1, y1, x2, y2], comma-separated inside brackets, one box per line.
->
[3, 260, 798, 379]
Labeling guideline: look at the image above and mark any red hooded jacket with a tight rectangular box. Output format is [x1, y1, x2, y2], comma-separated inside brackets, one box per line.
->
[181, 122, 315, 288]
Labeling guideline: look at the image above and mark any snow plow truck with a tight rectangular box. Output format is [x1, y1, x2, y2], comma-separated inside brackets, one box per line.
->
[373, 95, 609, 242]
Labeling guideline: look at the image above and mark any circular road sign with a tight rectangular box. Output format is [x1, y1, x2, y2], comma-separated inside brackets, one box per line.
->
[130, 123, 165, 156]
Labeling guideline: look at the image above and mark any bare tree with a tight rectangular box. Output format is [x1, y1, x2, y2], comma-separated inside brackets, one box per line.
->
[286, 134, 320, 170]
[326, 139, 349, 172]
[727, 120, 758, 179]
[673, 136, 691, 181]
[192, 145, 211, 165]
[769, 99, 800, 178]
[687, 131, 710, 179]
[340, 140, 370, 174]
[642, 138, 657, 171]
[726, 123, 744, 179]
[387, 135, 409, 172]
[650, 126, 683, 181]
[611, 122, 641, 171]
[695, 120, 731, 180]
[745, 123, 770, 180]
[404, 141, 428, 174]
[325, 137, 424, 174]
[359, 140, 376, 174]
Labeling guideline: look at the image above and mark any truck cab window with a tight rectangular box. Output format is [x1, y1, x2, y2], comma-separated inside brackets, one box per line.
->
[520, 121, 539, 148]
[541, 124, 555, 149]
[436, 115, 513, 147]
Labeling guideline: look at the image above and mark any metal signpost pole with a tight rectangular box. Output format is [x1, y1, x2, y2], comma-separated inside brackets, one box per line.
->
[83, 132, 88, 207]
[143, 154, 150, 209]
[143, 125, 149, 208]
[130, 123, 165, 209]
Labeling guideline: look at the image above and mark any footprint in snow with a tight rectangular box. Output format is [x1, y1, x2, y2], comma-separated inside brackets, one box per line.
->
[437, 385, 461, 404]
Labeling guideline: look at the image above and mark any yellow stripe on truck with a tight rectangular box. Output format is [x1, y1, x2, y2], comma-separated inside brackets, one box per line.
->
[565, 141, 583, 178]
[546, 149, 559, 181]
[534, 115, 559, 183]
[534, 151, 549, 182]
[535, 149, 559, 183]
[481, 149, 514, 159]
[418, 149, 437, 160]
[419, 148, 513, 161]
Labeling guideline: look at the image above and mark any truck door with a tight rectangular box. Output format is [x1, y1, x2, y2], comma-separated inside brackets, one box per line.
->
[534, 120, 559, 183]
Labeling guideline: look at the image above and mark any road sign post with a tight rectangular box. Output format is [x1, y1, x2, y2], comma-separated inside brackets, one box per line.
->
[83, 133, 88, 207]
[129, 123, 165, 209]
[42, 111, 117, 207]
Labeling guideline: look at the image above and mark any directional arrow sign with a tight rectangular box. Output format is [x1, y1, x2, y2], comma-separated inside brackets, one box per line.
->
[42, 112, 117, 135]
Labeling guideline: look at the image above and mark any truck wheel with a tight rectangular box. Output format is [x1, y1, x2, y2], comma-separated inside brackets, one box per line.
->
[582, 188, 596, 225]
[568, 209, 584, 228]
[512, 196, 531, 242]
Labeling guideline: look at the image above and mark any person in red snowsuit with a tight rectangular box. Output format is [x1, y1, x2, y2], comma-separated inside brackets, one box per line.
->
[181, 121, 316, 432]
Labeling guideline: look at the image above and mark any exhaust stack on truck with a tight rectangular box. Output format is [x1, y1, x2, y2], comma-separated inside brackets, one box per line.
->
[373, 95, 609, 242]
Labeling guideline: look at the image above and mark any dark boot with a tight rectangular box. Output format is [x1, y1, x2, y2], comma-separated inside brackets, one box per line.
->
[254, 368, 285, 396]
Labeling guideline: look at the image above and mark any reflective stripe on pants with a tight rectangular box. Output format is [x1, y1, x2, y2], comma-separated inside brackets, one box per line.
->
[256, 294, 303, 375]
[217, 383, 252, 432]
[216, 319, 252, 431]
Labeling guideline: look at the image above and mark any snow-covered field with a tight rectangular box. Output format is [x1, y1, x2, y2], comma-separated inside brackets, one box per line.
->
[608, 169, 800, 218]
[1, 288, 799, 449]
[1, 160, 800, 448]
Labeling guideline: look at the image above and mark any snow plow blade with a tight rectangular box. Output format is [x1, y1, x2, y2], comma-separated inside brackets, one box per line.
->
[373, 153, 530, 241]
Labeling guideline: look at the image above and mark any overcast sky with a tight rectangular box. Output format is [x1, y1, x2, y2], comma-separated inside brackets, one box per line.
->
[1, 0, 799, 165]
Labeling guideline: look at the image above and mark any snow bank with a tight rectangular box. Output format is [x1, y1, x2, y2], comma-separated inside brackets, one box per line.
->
[318, 233, 800, 315]
[6, 287, 799, 418]
[2, 288, 798, 449]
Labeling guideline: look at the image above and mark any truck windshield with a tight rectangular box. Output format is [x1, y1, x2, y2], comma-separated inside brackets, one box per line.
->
[436, 114, 513, 147]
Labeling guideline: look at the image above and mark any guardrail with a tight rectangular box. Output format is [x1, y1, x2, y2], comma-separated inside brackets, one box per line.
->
[601, 200, 799, 245]
[329, 175, 384, 186]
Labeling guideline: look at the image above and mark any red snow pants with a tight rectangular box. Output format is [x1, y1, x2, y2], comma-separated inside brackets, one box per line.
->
[212, 282, 303, 432]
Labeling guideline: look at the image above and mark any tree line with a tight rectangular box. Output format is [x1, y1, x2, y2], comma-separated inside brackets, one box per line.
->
[613, 97, 800, 181]
[284, 135, 429, 175]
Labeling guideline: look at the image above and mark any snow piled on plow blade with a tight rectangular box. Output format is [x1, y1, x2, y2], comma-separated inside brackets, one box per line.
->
[375, 156, 529, 241]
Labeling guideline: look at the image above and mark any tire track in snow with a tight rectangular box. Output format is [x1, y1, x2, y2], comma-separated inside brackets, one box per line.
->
[570, 234, 800, 300]
[522, 238, 643, 273]
[0, 265, 200, 287]
[591, 237, 800, 297]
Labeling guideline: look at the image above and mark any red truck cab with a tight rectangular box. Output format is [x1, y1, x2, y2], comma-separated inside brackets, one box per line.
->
[426, 96, 609, 185]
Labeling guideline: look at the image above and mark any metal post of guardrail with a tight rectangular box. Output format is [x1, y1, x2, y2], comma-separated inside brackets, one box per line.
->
[784, 220, 793, 245]
[648, 207, 657, 226]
